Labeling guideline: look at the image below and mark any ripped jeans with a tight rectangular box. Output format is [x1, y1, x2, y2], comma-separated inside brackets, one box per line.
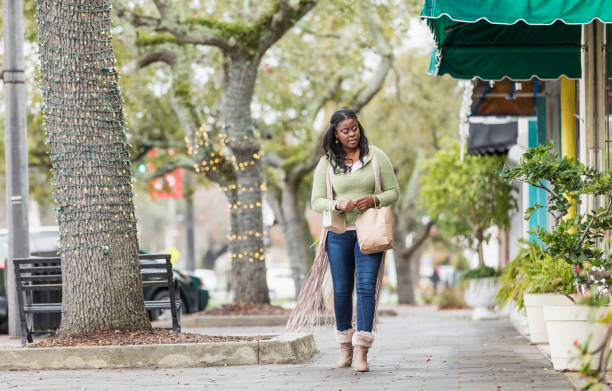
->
[326, 230, 383, 332]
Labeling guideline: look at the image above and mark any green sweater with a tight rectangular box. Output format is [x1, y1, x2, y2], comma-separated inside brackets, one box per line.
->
[311, 145, 400, 225]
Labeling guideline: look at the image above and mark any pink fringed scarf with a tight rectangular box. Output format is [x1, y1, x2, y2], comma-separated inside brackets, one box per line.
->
[285, 158, 387, 333]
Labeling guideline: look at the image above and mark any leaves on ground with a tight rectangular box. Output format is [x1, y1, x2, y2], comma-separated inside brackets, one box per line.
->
[201, 302, 290, 316]
[24, 329, 274, 348]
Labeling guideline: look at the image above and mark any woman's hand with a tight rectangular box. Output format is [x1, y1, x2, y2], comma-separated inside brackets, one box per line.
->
[355, 196, 378, 211]
[336, 199, 357, 212]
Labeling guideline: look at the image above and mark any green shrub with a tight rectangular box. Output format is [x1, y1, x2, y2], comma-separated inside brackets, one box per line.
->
[458, 265, 499, 286]
[433, 288, 467, 310]
[496, 241, 575, 310]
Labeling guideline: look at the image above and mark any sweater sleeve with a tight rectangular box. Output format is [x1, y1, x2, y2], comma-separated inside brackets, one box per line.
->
[311, 157, 337, 213]
[374, 148, 400, 207]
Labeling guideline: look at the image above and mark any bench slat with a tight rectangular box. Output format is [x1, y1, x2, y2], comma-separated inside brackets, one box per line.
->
[24, 305, 61, 313]
[144, 300, 182, 309]
[19, 263, 167, 277]
[140, 272, 171, 278]
[20, 275, 62, 282]
[139, 263, 168, 269]
[142, 280, 171, 287]
[23, 301, 181, 313]
[14, 257, 60, 263]
[18, 266, 62, 273]
[138, 254, 171, 261]
[19, 284, 63, 291]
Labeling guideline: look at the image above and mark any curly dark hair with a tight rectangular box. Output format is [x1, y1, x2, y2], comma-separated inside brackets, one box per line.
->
[322, 109, 369, 174]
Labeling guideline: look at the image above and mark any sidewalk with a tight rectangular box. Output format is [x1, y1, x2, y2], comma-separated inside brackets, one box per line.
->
[0, 306, 574, 390]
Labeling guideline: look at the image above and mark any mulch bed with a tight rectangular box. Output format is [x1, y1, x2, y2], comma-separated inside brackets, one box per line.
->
[24, 328, 274, 348]
[199, 302, 291, 316]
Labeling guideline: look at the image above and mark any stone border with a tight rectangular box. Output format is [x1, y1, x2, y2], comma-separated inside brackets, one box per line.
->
[0, 333, 317, 370]
[160, 309, 398, 328]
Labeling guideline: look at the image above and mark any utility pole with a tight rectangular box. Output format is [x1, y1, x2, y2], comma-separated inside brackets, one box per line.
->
[2, 0, 30, 337]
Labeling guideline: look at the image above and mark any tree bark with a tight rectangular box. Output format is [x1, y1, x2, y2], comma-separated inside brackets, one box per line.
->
[476, 229, 485, 267]
[396, 247, 424, 304]
[279, 181, 313, 296]
[394, 220, 433, 304]
[222, 58, 270, 303]
[37, 0, 150, 333]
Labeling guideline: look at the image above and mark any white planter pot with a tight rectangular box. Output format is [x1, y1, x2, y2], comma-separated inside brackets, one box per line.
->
[543, 305, 610, 371]
[524, 293, 573, 344]
[464, 277, 499, 320]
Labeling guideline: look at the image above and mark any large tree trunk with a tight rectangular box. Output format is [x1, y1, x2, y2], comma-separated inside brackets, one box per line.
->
[222, 58, 269, 303]
[393, 208, 433, 304]
[37, 0, 150, 333]
[279, 180, 314, 297]
[396, 247, 423, 304]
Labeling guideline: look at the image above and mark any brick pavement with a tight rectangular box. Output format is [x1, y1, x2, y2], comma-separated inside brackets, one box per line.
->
[0, 306, 574, 390]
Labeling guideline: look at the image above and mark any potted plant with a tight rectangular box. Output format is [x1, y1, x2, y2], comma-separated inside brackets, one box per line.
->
[419, 140, 517, 320]
[502, 143, 612, 370]
[496, 240, 574, 343]
[458, 265, 500, 320]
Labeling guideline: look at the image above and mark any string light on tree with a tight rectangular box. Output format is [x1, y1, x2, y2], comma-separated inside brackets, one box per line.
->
[37, 0, 138, 256]
[184, 119, 268, 263]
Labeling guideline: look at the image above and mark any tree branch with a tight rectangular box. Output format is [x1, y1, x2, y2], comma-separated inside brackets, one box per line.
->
[579, 195, 612, 247]
[286, 0, 392, 184]
[404, 220, 434, 260]
[345, 0, 393, 113]
[138, 49, 177, 68]
[116, 1, 234, 52]
[306, 70, 347, 124]
[257, 0, 318, 55]
[137, 155, 195, 181]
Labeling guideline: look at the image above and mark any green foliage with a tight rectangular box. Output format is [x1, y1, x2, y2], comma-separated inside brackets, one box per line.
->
[502, 143, 612, 288]
[458, 266, 499, 285]
[419, 139, 518, 265]
[496, 241, 575, 310]
[451, 252, 470, 271]
[432, 288, 467, 309]
[574, 289, 611, 307]
[187, 17, 262, 54]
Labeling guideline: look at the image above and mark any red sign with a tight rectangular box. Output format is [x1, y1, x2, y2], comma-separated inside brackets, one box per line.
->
[150, 168, 184, 199]
[146, 148, 184, 199]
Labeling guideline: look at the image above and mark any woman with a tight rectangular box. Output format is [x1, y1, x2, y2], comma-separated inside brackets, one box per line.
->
[287, 109, 399, 372]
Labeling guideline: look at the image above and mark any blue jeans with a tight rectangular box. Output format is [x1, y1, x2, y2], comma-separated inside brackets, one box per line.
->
[326, 230, 383, 332]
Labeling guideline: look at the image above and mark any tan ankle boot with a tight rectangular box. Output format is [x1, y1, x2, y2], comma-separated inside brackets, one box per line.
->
[352, 331, 375, 372]
[353, 345, 369, 372]
[335, 328, 354, 368]
[337, 343, 353, 367]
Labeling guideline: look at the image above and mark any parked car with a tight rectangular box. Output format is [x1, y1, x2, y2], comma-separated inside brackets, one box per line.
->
[0, 227, 208, 332]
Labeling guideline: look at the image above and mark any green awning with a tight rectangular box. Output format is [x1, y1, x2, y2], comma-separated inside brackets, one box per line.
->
[421, 0, 612, 80]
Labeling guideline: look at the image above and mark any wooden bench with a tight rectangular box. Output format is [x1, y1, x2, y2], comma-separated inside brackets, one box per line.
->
[13, 253, 181, 344]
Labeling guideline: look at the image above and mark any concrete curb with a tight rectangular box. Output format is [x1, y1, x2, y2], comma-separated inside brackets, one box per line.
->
[0, 333, 317, 371]
[162, 309, 398, 328]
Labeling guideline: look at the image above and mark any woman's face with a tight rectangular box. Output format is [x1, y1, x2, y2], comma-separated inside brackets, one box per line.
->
[335, 118, 360, 149]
